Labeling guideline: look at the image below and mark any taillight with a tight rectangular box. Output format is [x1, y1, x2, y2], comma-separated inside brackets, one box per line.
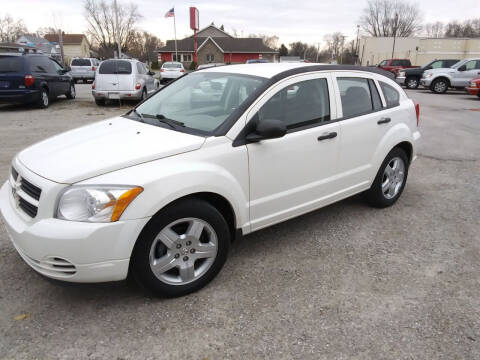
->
[91, 66, 95, 71]
[160, 69, 164, 72]
[180, 69, 185, 73]
[135, 83, 141, 90]
[24, 75, 34, 87]
[414, 100, 420, 126]
[92, 82, 95, 90]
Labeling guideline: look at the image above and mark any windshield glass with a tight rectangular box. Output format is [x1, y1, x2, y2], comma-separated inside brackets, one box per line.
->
[163, 63, 182, 69]
[133, 72, 266, 133]
[71, 59, 91, 66]
[451, 59, 467, 69]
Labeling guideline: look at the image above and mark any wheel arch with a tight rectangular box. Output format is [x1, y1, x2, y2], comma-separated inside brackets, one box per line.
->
[431, 76, 451, 87]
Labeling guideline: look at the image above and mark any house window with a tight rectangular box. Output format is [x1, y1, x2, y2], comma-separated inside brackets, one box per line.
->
[172, 53, 181, 62]
[206, 54, 215, 63]
[182, 54, 192, 62]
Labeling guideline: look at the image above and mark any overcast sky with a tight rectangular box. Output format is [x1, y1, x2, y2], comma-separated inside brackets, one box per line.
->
[2, 0, 479, 47]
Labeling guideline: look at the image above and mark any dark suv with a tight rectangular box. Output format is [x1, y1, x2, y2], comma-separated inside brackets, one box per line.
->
[0, 54, 75, 108]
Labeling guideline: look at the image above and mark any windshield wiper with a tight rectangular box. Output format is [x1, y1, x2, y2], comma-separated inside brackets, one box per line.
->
[130, 109, 145, 122]
[155, 114, 185, 128]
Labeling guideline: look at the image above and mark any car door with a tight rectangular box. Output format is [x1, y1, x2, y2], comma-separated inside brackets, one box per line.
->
[50, 58, 70, 94]
[246, 73, 340, 231]
[29, 56, 59, 96]
[144, 64, 155, 92]
[456, 60, 480, 87]
[332, 72, 390, 191]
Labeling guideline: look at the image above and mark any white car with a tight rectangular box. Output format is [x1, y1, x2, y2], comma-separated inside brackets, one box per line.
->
[0, 63, 421, 297]
[159, 61, 185, 83]
[70, 58, 99, 83]
[92, 59, 159, 105]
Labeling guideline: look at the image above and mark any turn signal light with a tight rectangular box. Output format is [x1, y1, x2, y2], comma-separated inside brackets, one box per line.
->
[180, 69, 185, 73]
[92, 82, 95, 89]
[135, 83, 141, 90]
[91, 66, 95, 71]
[160, 69, 164, 72]
[414, 101, 420, 126]
[24, 75, 34, 87]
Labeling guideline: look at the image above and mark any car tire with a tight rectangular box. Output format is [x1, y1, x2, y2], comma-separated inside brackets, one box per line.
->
[140, 88, 147, 101]
[37, 87, 49, 109]
[131, 198, 231, 298]
[364, 147, 409, 208]
[477, 93, 480, 98]
[95, 99, 105, 106]
[405, 76, 419, 89]
[66, 83, 76, 99]
[431, 78, 448, 94]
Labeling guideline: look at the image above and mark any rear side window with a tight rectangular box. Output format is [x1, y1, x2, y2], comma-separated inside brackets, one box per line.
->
[71, 59, 91, 66]
[136, 62, 146, 74]
[99, 60, 132, 74]
[258, 78, 330, 130]
[337, 77, 374, 118]
[0, 56, 24, 73]
[29, 56, 54, 73]
[379, 81, 400, 108]
[369, 79, 382, 110]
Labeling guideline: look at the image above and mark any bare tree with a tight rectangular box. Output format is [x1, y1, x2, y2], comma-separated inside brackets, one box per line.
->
[84, 0, 142, 57]
[248, 33, 279, 49]
[35, 27, 57, 38]
[0, 14, 28, 43]
[424, 21, 444, 38]
[324, 32, 346, 61]
[127, 31, 163, 64]
[445, 18, 480, 37]
[360, 0, 422, 37]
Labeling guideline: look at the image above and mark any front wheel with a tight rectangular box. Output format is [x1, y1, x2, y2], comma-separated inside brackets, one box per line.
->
[364, 148, 409, 208]
[131, 198, 230, 297]
[66, 83, 76, 99]
[405, 76, 419, 89]
[431, 78, 448, 94]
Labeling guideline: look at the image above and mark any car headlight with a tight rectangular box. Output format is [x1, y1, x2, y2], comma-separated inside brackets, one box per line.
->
[471, 82, 477, 88]
[56, 186, 143, 222]
[426, 73, 433, 78]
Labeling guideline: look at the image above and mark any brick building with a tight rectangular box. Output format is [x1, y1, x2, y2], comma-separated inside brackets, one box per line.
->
[156, 25, 278, 67]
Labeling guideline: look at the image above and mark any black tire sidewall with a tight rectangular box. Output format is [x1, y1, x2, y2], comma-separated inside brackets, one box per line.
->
[66, 83, 76, 99]
[406, 76, 419, 89]
[132, 198, 231, 297]
[366, 148, 409, 208]
[431, 79, 448, 94]
[38, 88, 49, 108]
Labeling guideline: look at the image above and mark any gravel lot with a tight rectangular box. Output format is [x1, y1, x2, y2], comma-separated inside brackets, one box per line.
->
[0, 84, 479, 359]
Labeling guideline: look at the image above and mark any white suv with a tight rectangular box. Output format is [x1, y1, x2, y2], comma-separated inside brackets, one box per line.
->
[0, 64, 421, 297]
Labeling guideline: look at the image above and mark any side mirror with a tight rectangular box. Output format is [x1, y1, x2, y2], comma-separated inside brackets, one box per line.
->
[458, 65, 466, 72]
[246, 119, 287, 143]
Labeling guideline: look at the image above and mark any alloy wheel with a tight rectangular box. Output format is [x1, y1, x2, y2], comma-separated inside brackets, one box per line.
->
[381, 157, 405, 199]
[42, 91, 49, 107]
[434, 81, 447, 93]
[407, 78, 418, 89]
[149, 217, 218, 285]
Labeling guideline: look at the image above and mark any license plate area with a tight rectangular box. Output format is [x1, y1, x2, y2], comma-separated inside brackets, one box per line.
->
[108, 93, 120, 99]
[0, 81, 10, 88]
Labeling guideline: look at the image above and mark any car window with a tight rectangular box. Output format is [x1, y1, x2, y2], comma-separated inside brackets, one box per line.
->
[258, 78, 330, 130]
[135, 72, 265, 133]
[50, 59, 64, 72]
[430, 61, 443, 69]
[445, 60, 458, 68]
[0, 56, 24, 73]
[379, 81, 400, 108]
[337, 77, 374, 118]
[369, 79, 382, 110]
[464, 60, 478, 71]
[136, 62, 144, 74]
[29, 56, 53, 73]
[391, 60, 401, 66]
[99, 60, 132, 74]
[71, 59, 91, 66]
[379, 60, 388, 66]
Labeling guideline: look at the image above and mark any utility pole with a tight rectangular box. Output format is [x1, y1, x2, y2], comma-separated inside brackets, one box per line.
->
[391, 12, 399, 59]
[355, 25, 360, 64]
[114, 0, 121, 58]
[58, 29, 65, 66]
[316, 42, 320, 63]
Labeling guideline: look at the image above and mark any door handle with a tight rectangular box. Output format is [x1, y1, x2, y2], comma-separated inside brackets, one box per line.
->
[377, 117, 391, 125]
[317, 132, 337, 141]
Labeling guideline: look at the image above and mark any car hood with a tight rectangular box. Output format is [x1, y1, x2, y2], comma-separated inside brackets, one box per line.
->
[424, 67, 455, 75]
[17, 116, 206, 184]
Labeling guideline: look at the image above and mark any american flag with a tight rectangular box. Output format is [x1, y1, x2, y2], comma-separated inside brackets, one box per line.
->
[165, 8, 174, 18]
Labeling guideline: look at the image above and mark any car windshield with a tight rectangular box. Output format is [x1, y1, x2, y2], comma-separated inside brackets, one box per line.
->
[0, 56, 23, 73]
[450, 59, 468, 69]
[131, 72, 266, 134]
[163, 63, 182, 69]
[71, 59, 91, 66]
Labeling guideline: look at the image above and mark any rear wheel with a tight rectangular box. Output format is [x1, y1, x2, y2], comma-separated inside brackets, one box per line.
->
[66, 83, 76, 99]
[405, 76, 419, 89]
[132, 198, 230, 297]
[365, 148, 409, 208]
[431, 78, 448, 94]
[37, 88, 49, 108]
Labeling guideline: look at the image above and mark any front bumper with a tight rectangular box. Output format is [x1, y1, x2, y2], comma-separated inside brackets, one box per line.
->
[420, 78, 433, 87]
[396, 76, 406, 85]
[466, 87, 479, 96]
[0, 164, 150, 283]
[92, 89, 143, 101]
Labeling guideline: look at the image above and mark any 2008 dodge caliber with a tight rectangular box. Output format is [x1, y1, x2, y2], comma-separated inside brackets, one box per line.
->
[0, 64, 421, 297]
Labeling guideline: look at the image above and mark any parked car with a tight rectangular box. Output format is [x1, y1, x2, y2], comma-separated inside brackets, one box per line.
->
[421, 58, 480, 94]
[0, 63, 420, 297]
[92, 59, 159, 105]
[159, 61, 185, 83]
[197, 63, 225, 70]
[396, 59, 460, 89]
[70, 58, 99, 83]
[377, 59, 417, 77]
[0, 53, 75, 108]
[466, 77, 480, 98]
[246, 59, 269, 64]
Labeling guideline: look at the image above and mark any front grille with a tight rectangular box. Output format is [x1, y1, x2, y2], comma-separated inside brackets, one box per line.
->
[18, 197, 38, 217]
[11, 166, 42, 218]
[20, 178, 42, 200]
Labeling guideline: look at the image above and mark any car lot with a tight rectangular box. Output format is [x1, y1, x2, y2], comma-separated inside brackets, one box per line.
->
[0, 84, 479, 359]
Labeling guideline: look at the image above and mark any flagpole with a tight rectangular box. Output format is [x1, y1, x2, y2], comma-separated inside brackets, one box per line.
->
[173, 8, 178, 62]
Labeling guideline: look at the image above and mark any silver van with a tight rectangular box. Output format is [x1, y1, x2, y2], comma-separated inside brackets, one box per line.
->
[92, 59, 159, 105]
[70, 58, 98, 83]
